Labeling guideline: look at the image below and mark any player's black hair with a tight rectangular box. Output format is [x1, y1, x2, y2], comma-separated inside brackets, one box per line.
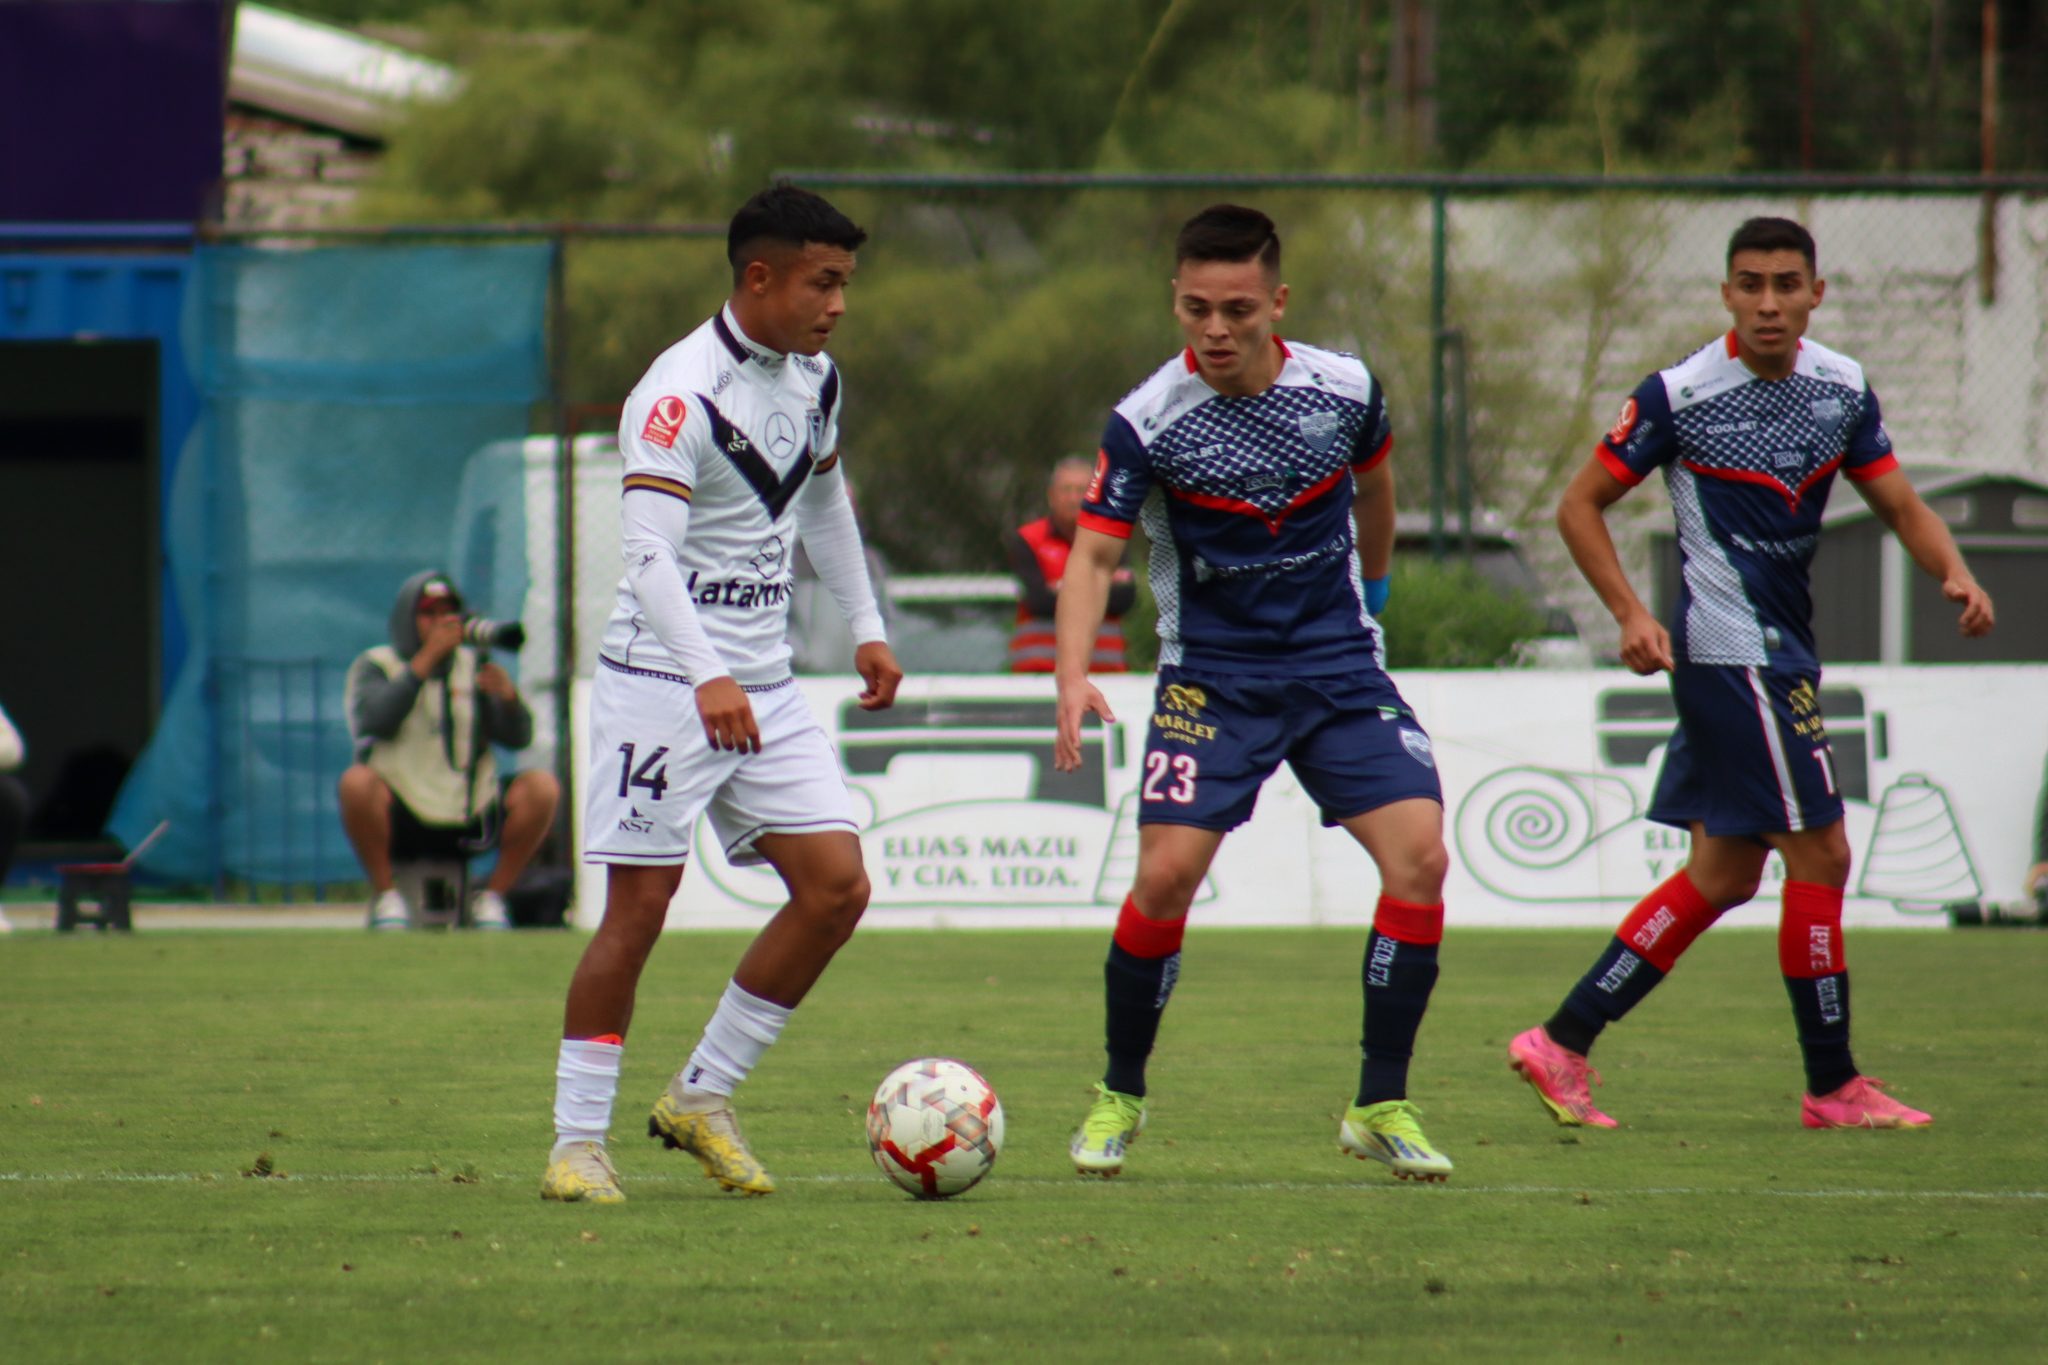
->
[1727, 217, 1817, 274]
[1175, 204, 1281, 278]
[728, 182, 868, 283]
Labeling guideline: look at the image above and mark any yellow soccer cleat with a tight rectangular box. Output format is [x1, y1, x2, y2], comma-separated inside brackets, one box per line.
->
[540, 1140, 625, 1204]
[1338, 1099, 1454, 1182]
[1070, 1082, 1146, 1177]
[648, 1088, 776, 1196]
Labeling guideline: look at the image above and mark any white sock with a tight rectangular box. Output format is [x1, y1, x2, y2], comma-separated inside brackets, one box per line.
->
[553, 1038, 623, 1146]
[679, 981, 793, 1096]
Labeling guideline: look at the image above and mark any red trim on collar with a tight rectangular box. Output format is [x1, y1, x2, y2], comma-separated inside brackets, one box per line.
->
[1725, 329, 1739, 358]
[1183, 346, 1198, 373]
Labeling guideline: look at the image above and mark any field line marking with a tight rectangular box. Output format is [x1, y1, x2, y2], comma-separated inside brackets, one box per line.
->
[4, 1171, 2044, 1200]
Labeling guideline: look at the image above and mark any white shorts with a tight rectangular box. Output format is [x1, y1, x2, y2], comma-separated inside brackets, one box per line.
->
[583, 660, 858, 867]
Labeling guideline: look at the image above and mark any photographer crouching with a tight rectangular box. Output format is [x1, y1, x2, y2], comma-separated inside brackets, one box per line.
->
[340, 572, 560, 930]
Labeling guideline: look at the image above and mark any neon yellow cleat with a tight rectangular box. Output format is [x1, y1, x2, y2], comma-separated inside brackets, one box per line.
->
[1070, 1082, 1146, 1177]
[648, 1088, 776, 1196]
[540, 1140, 625, 1204]
[1338, 1099, 1454, 1182]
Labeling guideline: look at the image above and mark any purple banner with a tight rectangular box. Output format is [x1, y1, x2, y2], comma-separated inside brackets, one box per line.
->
[0, 1, 229, 222]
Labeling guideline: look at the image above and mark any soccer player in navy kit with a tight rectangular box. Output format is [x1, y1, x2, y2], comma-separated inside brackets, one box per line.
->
[1509, 217, 1994, 1132]
[1054, 206, 1456, 1181]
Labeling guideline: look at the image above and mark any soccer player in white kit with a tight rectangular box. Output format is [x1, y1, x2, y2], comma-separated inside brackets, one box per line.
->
[542, 186, 903, 1204]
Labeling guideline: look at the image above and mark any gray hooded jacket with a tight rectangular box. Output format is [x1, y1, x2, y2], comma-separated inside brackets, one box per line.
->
[345, 572, 532, 822]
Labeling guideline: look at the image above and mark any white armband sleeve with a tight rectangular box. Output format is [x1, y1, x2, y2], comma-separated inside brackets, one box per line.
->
[796, 466, 888, 646]
[622, 489, 732, 685]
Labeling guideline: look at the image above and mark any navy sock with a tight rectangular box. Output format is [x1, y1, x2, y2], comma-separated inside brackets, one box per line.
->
[1356, 930, 1440, 1106]
[1103, 941, 1180, 1097]
[1554, 935, 1669, 1056]
[1784, 970, 1857, 1096]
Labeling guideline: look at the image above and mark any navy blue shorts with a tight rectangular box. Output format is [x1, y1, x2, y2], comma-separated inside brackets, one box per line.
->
[1136, 666, 1443, 831]
[1648, 662, 1845, 838]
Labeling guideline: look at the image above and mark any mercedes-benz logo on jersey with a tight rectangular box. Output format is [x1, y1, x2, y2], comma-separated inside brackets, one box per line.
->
[1297, 409, 1341, 452]
[764, 411, 800, 459]
[749, 535, 787, 580]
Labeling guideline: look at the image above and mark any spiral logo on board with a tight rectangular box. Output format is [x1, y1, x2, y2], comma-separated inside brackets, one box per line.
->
[1481, 777, 1587, 870]
[1454, 766, 1642, 902]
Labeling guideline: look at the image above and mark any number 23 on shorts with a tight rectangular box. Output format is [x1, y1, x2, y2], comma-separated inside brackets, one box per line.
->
[1141, 752, 1198, 804]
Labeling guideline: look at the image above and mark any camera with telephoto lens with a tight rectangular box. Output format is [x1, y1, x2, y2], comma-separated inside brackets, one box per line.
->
[461, 617, 525, 651]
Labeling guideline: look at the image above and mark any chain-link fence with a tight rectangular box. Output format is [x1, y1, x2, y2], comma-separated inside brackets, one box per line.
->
[100, 174, 2043, 888]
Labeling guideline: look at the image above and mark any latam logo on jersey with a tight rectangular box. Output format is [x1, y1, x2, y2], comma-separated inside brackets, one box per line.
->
[687, 571, 794, 609]
[642, 396, 688, 448]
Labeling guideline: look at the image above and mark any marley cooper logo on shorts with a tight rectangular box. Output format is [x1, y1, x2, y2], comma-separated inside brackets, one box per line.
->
[1152, 684, 1218, 745]
[1786, 679, 1828, 741]
[641, 396, 687, 448]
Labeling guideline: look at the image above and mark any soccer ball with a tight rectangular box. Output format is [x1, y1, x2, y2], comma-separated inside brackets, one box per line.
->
[866, 1058, 1005, 1199]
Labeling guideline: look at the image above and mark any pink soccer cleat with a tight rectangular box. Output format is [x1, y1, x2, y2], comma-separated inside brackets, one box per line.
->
[1801, 1076, 1931, 1130]
[1508, 1025, 1619, 1128]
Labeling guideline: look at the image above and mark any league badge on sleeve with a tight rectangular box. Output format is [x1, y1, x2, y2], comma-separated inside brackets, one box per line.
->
[641, 396, 688, 449]
[1605, 397, 1638, 446]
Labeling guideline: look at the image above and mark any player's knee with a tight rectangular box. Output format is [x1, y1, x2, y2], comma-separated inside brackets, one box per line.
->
[1130, 860, 1202, 919]
[337, 764, 387, 810]
[510, 768, 561, 812]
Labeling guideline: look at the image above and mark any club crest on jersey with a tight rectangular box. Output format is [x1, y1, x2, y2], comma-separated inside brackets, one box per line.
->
[750, 535, 787, 580]
[764, 411, 800, 459]
[641, 396, 687, 448]
[1297, 409, 1341, 452]
[806, 405, 826, 454]
[1606, 397, 1638, 445]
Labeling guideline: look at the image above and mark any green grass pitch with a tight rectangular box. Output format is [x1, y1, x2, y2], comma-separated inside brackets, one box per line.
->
[4, 926, 2045, 1362]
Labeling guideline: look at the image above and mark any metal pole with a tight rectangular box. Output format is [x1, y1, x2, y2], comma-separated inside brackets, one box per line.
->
[311, 658, 323, 903]
[1427, 187, 1447, 563]
[549, 232, 576, 861]
[1443, 328, 1473, 560]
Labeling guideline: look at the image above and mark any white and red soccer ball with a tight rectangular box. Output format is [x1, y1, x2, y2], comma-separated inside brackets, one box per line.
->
[867, 1058, 1004, 1199]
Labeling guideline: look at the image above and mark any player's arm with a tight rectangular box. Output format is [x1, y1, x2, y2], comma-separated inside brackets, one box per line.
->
[1350, 388, 1396, 614]
[1053, 526, 1123, 771]
[1557, 458, 1673, 675]
[794, 465, 902, 710]
[621, 487, 759, 752]
[1351, 458, 1395, 614]
[1054, 424, 1152, 772]
[1851, 469, 1993, 637]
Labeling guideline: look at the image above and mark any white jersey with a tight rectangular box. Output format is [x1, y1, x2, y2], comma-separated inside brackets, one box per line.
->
[601, 305, 851, 686]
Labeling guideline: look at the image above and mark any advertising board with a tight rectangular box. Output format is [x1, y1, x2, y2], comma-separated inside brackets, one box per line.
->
[570, 667, 2048, 932]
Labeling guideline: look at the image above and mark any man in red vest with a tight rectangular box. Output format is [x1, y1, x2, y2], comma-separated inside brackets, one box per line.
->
[1007, 456, 1135, 672]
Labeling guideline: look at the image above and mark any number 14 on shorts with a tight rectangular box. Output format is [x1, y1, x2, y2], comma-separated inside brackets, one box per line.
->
[1141, 752, 1198, 804]
[617, 743, 671, 801]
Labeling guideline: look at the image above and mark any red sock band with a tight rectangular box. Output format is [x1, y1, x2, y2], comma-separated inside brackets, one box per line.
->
[573, 1033, 624, 1047]
[1615, 871, 1721, 972]
[1372, 895, 1444, 946]
[1779, 881, 1845, 977]
[1113, 895, 1187, 959]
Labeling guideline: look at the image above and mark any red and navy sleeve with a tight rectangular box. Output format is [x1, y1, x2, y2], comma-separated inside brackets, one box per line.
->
[1077, 413, 1153, 541]
[1593, 375, 1677, 487]
[1350, 383, 1393, 473]
[1842, 385, 1900, 483]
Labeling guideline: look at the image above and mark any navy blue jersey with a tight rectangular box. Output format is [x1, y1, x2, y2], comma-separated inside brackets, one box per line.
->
[1599, 332, 1898, 671]
[1080, 340, 1392, 674]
